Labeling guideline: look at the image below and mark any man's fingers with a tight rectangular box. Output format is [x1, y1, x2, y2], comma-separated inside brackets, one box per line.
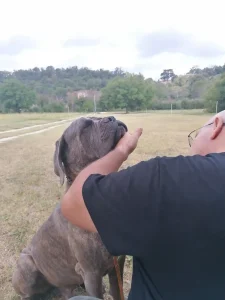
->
[134, 128, 143, 138]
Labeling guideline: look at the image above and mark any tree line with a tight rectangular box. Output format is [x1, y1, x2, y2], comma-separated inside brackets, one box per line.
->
[0, 66, 125, 113]
[0, 64, 225, 113]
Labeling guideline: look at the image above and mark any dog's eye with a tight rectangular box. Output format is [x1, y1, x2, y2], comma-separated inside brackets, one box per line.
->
[83, 119, 93, 128]
[85, 119, 93, 127]
[102, 117, 115, 123]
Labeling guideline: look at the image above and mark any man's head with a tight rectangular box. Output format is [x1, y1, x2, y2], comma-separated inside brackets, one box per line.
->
[189, 110, 225, 156]
[53, 116, 127, 186]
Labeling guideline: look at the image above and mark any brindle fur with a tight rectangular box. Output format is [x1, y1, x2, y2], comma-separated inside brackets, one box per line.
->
[12, 116, 127, 300]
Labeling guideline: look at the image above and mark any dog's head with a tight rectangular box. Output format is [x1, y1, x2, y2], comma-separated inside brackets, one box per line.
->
[54, 116, 127, 186]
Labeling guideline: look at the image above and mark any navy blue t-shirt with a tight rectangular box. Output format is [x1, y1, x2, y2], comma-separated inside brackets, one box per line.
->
[82, 153, 225, 300]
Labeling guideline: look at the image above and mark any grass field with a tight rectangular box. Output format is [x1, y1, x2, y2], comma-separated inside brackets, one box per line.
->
[0, 111, 213, 300]
[0, 113, 82, 131]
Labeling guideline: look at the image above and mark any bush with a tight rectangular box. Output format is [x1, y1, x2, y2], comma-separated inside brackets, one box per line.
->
[42, 102, 65, 112]
[150, 99, 204, 111]
[75, 98, 94, 112]
[204, 74, 225, 112]
[29, 104, 42, 113]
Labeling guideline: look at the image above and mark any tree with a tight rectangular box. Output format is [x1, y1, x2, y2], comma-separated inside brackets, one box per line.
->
[0, 79, 36, 113]
[100, 74, 154, 112]
[187, 64, 225, 77]
[152, 81, 170, 101]
[204, 74, 225, 112]
[75, 98, 94, 112]
[45, 66, 55, 78]
[42, 102, 65, 112]
[160, 69, 176, 82]
[186, 75, 208, 99]
[55, 87, 67, 99]
[0, 66, 126, 101]
[1, 63, 225, 113]
[187, 66, 202, 75]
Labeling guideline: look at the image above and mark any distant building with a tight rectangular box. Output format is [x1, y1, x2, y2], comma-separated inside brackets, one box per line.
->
[68, 90, 101, 101]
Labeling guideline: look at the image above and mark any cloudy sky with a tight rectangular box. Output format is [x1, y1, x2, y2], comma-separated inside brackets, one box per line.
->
[0, 0, 224, 79]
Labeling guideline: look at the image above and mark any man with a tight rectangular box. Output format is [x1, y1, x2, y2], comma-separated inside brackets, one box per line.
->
[61, 111, 225, 300]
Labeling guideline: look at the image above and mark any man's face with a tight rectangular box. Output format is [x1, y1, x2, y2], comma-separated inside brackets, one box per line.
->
[190, 125, 212, 156]
[189, 112, 225, 156]
[189, 118, 217, 156]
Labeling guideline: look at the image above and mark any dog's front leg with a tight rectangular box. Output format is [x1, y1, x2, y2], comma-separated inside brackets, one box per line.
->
[83, 272, 103, 299]
[75, 262, 103, 299]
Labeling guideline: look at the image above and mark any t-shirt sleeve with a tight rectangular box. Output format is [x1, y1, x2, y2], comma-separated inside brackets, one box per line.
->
[82, 154, 224, 257]
[83, 156, 164, 256]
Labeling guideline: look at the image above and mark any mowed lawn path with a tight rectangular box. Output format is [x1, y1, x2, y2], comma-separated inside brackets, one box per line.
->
[0, 113, 82, 131]
[0, 113, 83, 140]
[0, 112, 211, 299]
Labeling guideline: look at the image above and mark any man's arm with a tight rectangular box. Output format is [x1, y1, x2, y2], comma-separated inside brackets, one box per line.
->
[61, 128, 143, 232]
[61, 138, 223, 258]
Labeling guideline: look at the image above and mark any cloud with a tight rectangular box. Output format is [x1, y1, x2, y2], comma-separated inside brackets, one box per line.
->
[0, 36, 36, 55]
[64, 37, 101, 48]
[138, 29, 225, 58]
[0, 55, 18, 70]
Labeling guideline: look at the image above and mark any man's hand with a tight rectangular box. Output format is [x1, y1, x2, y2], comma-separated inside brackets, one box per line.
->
[115, 128, 143, 160]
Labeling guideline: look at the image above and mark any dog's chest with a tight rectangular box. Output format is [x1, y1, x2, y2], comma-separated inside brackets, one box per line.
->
[68, 223, 114, 271]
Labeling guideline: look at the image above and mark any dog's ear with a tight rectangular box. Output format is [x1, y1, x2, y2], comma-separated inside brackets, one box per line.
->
[53, 136, 66, 186]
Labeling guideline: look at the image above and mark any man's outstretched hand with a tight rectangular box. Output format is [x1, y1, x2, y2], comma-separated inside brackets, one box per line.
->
[115, 128, 143, 160]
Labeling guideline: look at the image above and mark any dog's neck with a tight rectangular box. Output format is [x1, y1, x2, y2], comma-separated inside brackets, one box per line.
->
[65, 167, 83, 190]
[65, 174, 77, 193]
[66, 175, 73, 185]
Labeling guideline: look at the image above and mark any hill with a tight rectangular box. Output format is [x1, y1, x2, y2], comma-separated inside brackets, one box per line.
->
[0, 64, 225, 113]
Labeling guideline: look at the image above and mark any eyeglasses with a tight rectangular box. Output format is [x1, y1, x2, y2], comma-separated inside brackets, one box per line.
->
[188, 122, 213, 147]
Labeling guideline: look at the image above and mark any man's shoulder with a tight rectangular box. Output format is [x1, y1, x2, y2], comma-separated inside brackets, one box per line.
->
[144, 152, 225, 185]
[152, 152, 225, 165]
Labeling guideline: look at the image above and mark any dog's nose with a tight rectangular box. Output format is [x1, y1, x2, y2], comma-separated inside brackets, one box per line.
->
[108, 116, 116, 122]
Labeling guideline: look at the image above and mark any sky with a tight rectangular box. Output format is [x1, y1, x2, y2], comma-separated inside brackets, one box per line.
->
[0, 0, 225, 80]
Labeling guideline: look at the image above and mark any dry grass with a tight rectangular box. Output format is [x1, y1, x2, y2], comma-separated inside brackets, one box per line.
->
[0, 112, 213, 300]
[0, 113, 81, 131]
[0, 121, 75, 139]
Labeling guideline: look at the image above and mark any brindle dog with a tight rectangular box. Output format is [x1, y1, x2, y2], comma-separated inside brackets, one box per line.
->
[12, 116, 127, 300]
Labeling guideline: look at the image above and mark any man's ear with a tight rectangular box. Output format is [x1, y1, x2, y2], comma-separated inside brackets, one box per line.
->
[211, 117, 224, 140]
[53, 136, 66, 185]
